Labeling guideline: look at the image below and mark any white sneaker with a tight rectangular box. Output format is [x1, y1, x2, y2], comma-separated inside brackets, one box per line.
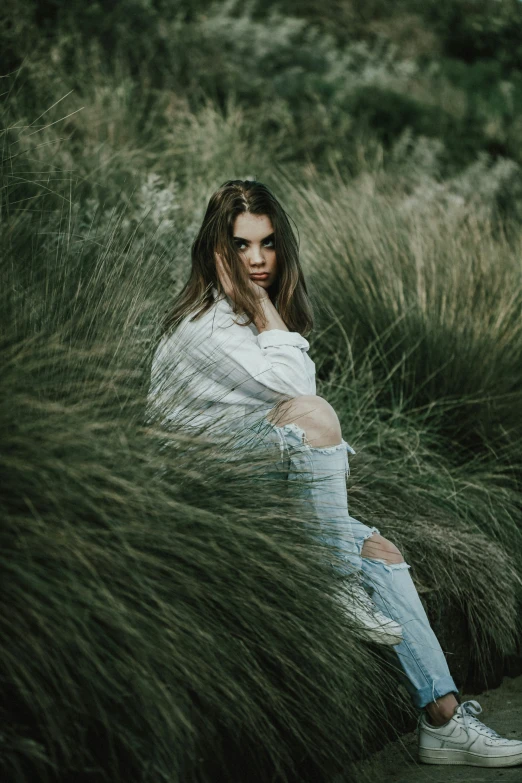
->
[418, 699, 522, 767]
[336, 580, 403, 647]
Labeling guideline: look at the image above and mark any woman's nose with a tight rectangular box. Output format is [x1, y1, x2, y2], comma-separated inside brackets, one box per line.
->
[248, 245, 265, 264]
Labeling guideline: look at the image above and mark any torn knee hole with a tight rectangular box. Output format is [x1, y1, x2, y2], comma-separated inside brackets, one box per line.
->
[361, 533, 405, 565]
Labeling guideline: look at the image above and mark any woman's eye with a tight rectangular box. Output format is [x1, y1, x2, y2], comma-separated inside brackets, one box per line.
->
[234, 239, 274, 250]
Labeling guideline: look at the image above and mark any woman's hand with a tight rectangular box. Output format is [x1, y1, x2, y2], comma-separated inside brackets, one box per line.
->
[215, 251, 269, 303]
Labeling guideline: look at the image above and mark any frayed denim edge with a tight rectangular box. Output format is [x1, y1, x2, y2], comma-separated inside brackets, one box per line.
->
[274, 421, 357, 456]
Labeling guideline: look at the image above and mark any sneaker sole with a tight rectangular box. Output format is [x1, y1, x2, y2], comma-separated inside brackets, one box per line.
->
[419, 747, 522, 767]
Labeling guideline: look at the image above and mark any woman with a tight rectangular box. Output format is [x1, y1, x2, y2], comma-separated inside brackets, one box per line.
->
[148, 179, 522, 768]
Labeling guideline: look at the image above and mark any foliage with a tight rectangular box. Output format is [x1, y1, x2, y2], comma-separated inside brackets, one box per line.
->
[2, 1, 522, 780]
[4, 0, 522, 174]
[424, 0, 522, 70]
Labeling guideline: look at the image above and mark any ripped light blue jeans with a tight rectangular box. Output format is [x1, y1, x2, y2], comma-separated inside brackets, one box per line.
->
[241, 413, 458, 711]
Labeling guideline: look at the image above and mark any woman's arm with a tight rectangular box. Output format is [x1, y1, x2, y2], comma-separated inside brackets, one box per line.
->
[206, 252, 313, 399]
[197, 310, 315, 400]
[152, 306, 316, 407]
[253, 295, 289, 334]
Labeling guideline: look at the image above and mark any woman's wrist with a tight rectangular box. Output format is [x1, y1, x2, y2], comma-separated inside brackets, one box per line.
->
[254, 295, 289, 334]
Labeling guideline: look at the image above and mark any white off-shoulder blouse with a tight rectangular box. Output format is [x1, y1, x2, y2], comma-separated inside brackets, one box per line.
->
[147, 286, 316, 435]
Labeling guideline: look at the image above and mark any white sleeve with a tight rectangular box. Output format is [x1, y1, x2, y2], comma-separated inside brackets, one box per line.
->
[256, 329, 316, 398]
[182, 314, 316, 403]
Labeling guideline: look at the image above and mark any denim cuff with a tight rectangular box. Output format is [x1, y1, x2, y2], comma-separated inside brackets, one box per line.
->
[414, 676, 460, 710]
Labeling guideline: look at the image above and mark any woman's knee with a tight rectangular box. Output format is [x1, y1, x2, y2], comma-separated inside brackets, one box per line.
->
[267, 395, 341, 443]
[268, 394, 336, 425]
[361, 533, 405, 565]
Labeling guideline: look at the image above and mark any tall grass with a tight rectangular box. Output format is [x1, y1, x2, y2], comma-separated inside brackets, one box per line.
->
[2, 7, 522, 780]
[287, 172, 522, 450]
[1, 123, 397, 781]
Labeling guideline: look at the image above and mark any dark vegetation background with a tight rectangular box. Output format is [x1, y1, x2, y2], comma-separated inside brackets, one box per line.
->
[1, 1, 522, 781]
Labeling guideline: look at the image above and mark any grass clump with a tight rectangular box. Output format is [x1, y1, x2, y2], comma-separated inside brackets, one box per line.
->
[1, 121, 395, 781]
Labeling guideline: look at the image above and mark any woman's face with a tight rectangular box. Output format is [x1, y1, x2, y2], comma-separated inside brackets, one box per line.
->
[232, 212, 277, 291]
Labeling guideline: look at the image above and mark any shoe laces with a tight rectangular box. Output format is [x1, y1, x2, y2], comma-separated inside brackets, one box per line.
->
[459, 700, 501, 739]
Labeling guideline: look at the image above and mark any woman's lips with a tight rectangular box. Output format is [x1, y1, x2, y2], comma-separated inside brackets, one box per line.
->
[250, 273, 269, 279]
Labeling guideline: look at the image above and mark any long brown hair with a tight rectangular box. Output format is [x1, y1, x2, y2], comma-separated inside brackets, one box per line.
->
[160, 179, 314, 337]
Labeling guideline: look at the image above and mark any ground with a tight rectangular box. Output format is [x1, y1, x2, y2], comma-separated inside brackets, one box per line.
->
[355, 675, 522, 782]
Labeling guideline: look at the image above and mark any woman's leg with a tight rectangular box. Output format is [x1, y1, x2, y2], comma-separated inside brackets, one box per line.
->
[355, 527, 458, 710]
[359, 531, 458, 723]
[254, 396, 522, 766]
[262, 395, 458, 711]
